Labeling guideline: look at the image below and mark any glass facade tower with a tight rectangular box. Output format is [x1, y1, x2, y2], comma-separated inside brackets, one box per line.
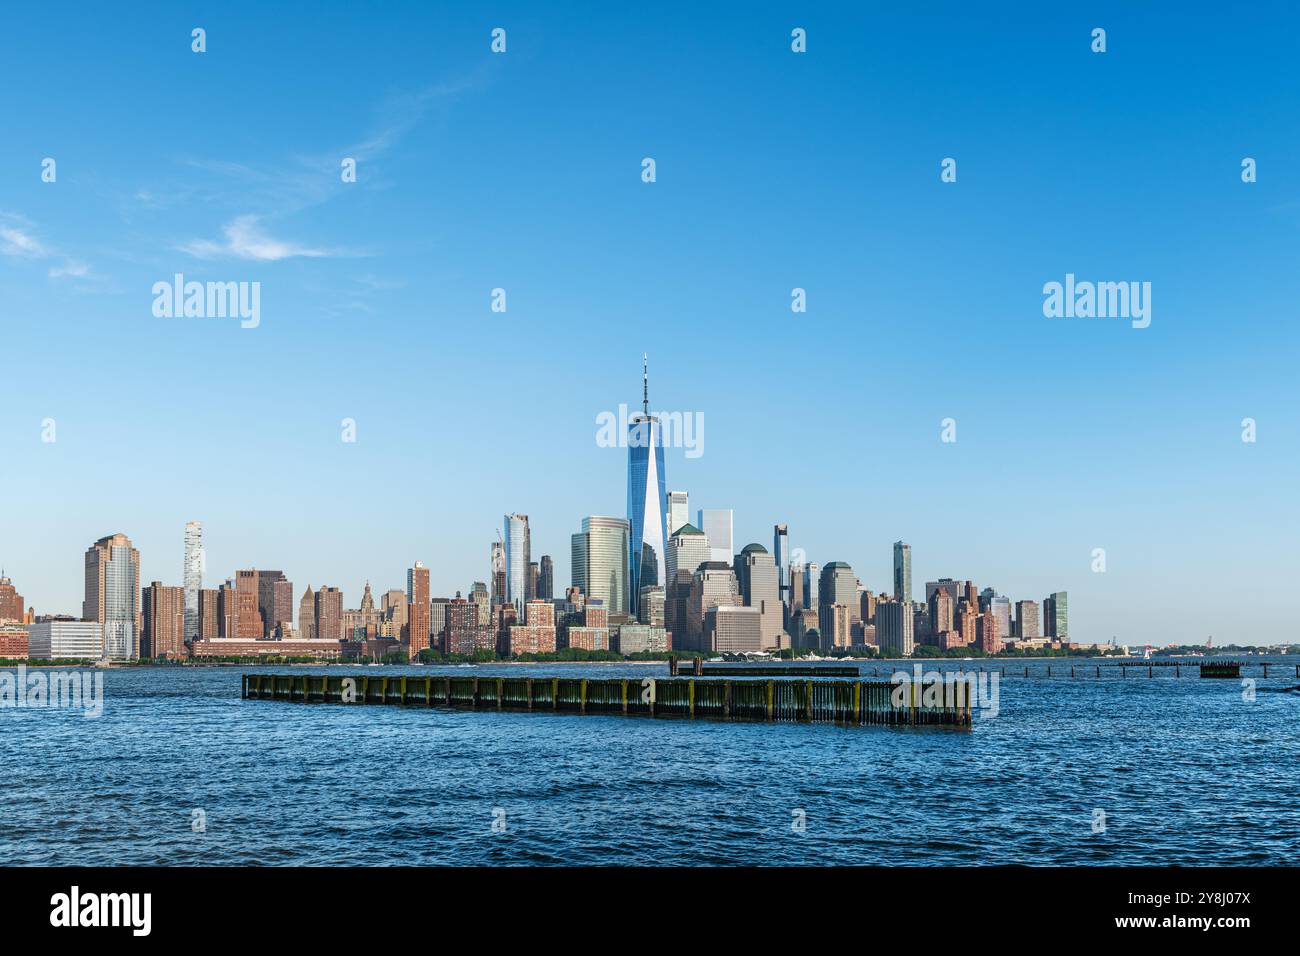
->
[627, 356, 666, 618]
[183, 520, 202, 641]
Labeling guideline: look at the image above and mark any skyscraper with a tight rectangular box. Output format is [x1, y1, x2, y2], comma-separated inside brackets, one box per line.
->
[803, 562, 820, 612]
[257, 570, 293, 639]
[571, 516, 630, 617]
[0, 573, 24, 622]
[737, 544, 783, 648]
[892, 541, 912, 605]
[83, 533, 141, 660]
[183, 520, 202, 642]
[141, 581, 185, 659]
[876, 599, 915, 657]
[627, 356, 666, 617]
[406, 561, 431, 658]
[538, 556, 554, 601]
[772, 524, 789, 606]
[698, 509, 734, 564]
[504, 514, 530, 614]
[298, 585, 316, 640]
[490, 539, 506, 608]
[666, 523, 710, 584]
[1044, 591, 1068, 640]
[667, 491, 690, 535]
[1014, 600, 1041, 640]
[234, 569, 262, 639]
[819, 562, 858, 622]
[315, 586, 343, 642]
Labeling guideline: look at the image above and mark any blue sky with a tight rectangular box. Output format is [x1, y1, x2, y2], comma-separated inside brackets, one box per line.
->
[2, 2, 1297, 644]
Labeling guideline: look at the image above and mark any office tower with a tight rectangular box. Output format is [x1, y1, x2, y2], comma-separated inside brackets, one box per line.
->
[860, 589, 876, 625]
[431, 597, 450, 646]
[708, 605, 763, 654]
[819, 603, 851, 648]
[668, 491, 690, 535]
[342, 582, 382, 641]
[876, 599, 914, 657]
[141, 581, 185, 658]
[978, 610, 1003, 654]
[0, 573, 23, 622]
[964, 580, 979, 609]
[183, 521, 202, 641]
[571, 516, 630, 617]
[315, 586, 343, 642]
[928, 586, 954, 635]
[507, 599, 558, 656]
[298, 585, 316, 640]
[686, 562, 742, 651]
[218, 580, 237, 638]
[627, 356, 667, 617]
[527, 561, 539, 602]
[737, 544, 783, 648]
[1014, 600, 1041, 639]
[666, 523, 710, 584]
[197, 587, 219, 640]
[991, 595, 1011, 638]
[257, 570, 293, 639]
[789, 564, 804, 611]
[469, 581, 491, 631]
[664, 569, 694, 648]
[925, 578, 962, 610]
[443, 597, 478, 656]
[978, 587, 996, 611]
[892, 541, 912, 605]
[772, 525, 789, 604]
[639, 585, 665, 626]
[406, 562, 431, 658]
[1045, 591, 1069, 639]
[697, 509, 734, 564]
[490, 540, 506, 608]
[957, 601, 978, 647]
[913, 603, 931, 645]
[803, 562, 820, 611]
[538, 556, 554, 601]
[819, 562, 858, 623]
[234, 570, 263, 639]
[27, 620, 102, 659]
[83, 533, 141, 660]
[504, 514, 531, 614]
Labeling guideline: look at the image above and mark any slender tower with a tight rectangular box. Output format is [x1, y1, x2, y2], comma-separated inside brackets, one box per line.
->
[627, 354, 666, 618]
[183, 521, 202, 642]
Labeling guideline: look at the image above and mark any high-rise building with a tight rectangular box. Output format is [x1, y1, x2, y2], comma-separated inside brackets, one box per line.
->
[627, 356, 667, 617]
[803, 562, 820, 612]
[504, 514, 531, 614]
[538, 556, 554, 602]
[789, 564, 804, 611]
[892, 541, 912, 605]
[925, 578, 962, 610]
[27, 620, 102, 660]
[638, 585, 665, 627]
[697, 509, 734, 564]
[686, 561, 742, 651]
[198, 588, 219, 640]
[772, 525, 789, 605]
[571, 516, 630, 617]
[257, 570, 293, 639]
[1045, 591, 1069, 640]
[234, 570, 263, 639]
[298, 585, 316, 640]
[709, 605, 763, 654]
[991, 595, 1011, 638]
[0, 573, 24, 622]
[737, 544, 784, 648]
[469, 581, 491, 631]
[1014, 600, 1041, 640]
[819, 562, 858, 623]
[876, 599, 914, 657]
[527, 561, 539, 602]
[406, 562, 431, 658]
[668, 491, 690, 535]
[490, 540, 506, 608]
[315, 586, 343, 642]
[666, 523, 710, 584]
[183, 521, 202, 641]
[928, 586, 954, 636]
[978, 611, 1003, 654]
[141, 581, 185, 659]
[83, 533, 141, 660]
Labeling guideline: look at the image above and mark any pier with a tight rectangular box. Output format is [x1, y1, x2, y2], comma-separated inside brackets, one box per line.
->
[242, 673, 972, 728]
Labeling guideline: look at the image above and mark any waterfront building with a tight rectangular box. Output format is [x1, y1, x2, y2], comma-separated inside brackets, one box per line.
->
[443, 597, 478, 656]
[571, 516, 630, 617]
[256, 570, 293, 639]
[490, 540, 506, 608]
[234, 569, 262, 639]
[893, 541, 912, 605]
[876, 599, 915, 657]
[141, 581, 185, 658]
[197, 587, 219, 641]
[820, 562, 858, 623]
[686, 562, 742, 651]
[0, 623, 28, 659]
[791, 607, 820, 651]
[978, 610, 1003, 654]
[819, 602, 851, 648]
[469, 582, 491, 632]
[297, 585, 316, 640]
[28, 620, 102, 660]
[789, 564, 804, 612]
[991, 595, 1012, 638]
[0, 573, 24, 622]
[638, 585, 665, 627]
[803, 562, 820, 612]
[84, 533, 141, 659]
[667, 491, 689, 536]
[614, 623, 670, 654]
[925, 578, 962, 611]
[737, 544, 784, 648]
[627, 358, 667, 617]
[708, 605, 763, 654]
[315, 586, 343, 642]
[860, 589, 876, 625]
[183, 521, 202, 641]
[1045, 591, 1069, 640]
[773, 524, 789, 606]
[929, 586, 954, 635]
[504, 514, 531, 614]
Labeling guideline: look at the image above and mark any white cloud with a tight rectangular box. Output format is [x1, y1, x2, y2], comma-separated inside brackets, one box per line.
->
[49, 259, 90, 278]
[181, 215, 334, 261]
[0, 222, 46, 258]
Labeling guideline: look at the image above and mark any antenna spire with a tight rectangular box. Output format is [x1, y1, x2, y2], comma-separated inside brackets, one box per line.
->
[642, 353, 649, 415]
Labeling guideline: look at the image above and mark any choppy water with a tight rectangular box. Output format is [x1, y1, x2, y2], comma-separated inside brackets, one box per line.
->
[2, 659, 1298, 865]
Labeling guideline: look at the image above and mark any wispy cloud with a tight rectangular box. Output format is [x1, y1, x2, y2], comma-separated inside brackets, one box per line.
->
[181, 215, 338, 261]
[0, 217, 47, 258]
[48, 259, 90, 278]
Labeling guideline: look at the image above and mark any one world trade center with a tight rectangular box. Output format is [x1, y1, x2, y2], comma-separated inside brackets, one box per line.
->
[627, 354, 666, 618]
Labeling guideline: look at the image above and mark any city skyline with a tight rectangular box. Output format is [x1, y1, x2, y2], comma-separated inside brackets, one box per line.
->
[3, 6, 1296, 645]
